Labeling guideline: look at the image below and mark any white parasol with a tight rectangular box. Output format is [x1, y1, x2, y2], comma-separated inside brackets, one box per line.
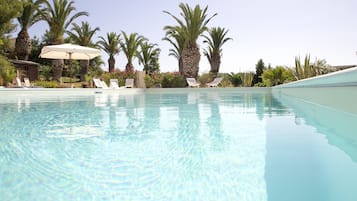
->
[40, 43, 101, 86]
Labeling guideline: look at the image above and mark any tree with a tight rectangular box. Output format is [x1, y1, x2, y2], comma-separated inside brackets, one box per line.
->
[253, 59, 265, 85]
[164, 3, 216, 78]
[294, 54, 313, 80]
[238, 72, 255, 87]
[0, 55, 16, 86]
[28, 36, 50, 65]
[98, 32, 120, 73]
[39, 0, 88, 82]
[203, 27, 232, 75]
[66, 21, 100, 81]
[15, 0, 43, 60]
[120, 31, 145, 72]
[162, 27, 185, 74]
[0, 0, 23, 55]
[312, 58, 331, 75]
[262, 66, 295, 86]
[138, 42, 160, 74]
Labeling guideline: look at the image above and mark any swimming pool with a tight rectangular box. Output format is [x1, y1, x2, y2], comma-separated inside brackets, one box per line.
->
[0, 88, 356, 201]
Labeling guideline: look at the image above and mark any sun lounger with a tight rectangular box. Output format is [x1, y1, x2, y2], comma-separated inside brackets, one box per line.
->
[16, 77, 22, 87]
[93, 78, 102, 88]
[125, 78, 134, 88]
[101, 80, 109, 89]
[186, 78, 200, 88]
[109, 79, 120, 89]
[206, 77, 223, 87]
[24, 78, 32, 88]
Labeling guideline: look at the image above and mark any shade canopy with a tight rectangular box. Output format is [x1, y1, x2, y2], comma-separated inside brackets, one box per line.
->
[39, 43, 101, 60]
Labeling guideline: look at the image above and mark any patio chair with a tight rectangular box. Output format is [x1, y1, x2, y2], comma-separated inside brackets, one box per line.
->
[101, 80, 109, 89]
[16, 77, 22, 87]
[206, 77, 223, 87]
[109, 79, 120, 89]
[24, 78, 32, 88]
[186, 78, 200, 88]
[93, 78, 103, 88]
[125, 78, 134, 88]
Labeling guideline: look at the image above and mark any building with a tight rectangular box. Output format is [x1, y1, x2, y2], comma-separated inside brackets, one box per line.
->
[9, 60, 39, 81]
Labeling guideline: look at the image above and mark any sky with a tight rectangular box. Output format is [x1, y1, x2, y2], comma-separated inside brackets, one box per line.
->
[25, 0, 357, 73]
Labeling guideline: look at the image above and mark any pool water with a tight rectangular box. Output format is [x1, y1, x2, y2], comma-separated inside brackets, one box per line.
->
[0, 90, 357, 201]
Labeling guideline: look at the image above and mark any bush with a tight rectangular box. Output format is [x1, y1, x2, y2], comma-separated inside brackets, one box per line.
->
[0, 55, 16, 86]
[34, 80, 61, 88]
[145, 73, 162, 88]
[227, 73, 242, 87]
[160, 72, 186, 88]
[220, 74, 232, 87]
[100, 70, 136, 87]
[39, 65, 52, 81]
[198, 73, 214, 86]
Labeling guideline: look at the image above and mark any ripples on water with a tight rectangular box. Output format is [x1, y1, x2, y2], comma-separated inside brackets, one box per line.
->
[0, 91, 357, 201]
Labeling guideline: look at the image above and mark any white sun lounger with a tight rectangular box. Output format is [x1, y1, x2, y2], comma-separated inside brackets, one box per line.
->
[16, 77, 22, 87]
[125, 78, 134, 88]
[24, 78, 32, 88]
[186, 78, 200, 88]
[206, 77, 223, 87]
[93, 78, 102, 88]
[101, 80, 109, 89]
[110, 79, 120, 89]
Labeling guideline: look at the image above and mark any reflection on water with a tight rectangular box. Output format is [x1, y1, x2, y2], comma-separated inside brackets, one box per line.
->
[273, 91, 357, 162]
[0, 91, 274, 200]
[1, 89, 357, 200]
[265, 90, 357, 201]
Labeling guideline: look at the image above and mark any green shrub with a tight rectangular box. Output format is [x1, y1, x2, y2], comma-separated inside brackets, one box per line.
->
[34, 80, 61, 88]
[0, 55, 15, 86]
[39, 65, 52, 81]
[220, 74, 232, 87]
[145, 73, 162, 88]
[227, 73, 242, 87]
[239, 72, 255, 87]
[100, 71, 136, 87]
[161, 72, 186, 88]
[198, 73, 214, 86]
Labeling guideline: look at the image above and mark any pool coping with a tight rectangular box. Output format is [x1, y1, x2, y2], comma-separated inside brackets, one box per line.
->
[0, 87, 272, 96]
[273, 66, 357, 88]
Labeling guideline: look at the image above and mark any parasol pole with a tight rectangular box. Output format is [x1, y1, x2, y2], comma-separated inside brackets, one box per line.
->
[69, 52, 73, 88]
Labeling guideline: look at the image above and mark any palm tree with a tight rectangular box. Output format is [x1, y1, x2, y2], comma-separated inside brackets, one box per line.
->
[295, 54, 316, 80]
[40, 0, 88, 82]
[97, 32, 120, 73]
[66, 21, 99, 81]
[162, 27, 185, 74]
[120, 31, 145, 72]
[138, 42, 160, 74]
[164, 3, 216, 78]
[15, 0, 43, 60]
[203, 27, 232, 75]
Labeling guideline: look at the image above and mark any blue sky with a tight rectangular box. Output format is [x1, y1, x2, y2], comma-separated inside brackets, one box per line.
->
[27, 0, 357, 73]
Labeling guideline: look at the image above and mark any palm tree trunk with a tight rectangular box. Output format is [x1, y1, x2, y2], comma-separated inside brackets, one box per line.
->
[182, 46, 200, 78]
[210, 53, 221, 74]
[178, 56, 183, 75]
[51, 40, 64, 83]
[52, 59, 64, 83]
[125, 63, 134, 73]
[79, 60, 89, 82]
[15, 28, 31, 60]
[108, 56, 115, 73]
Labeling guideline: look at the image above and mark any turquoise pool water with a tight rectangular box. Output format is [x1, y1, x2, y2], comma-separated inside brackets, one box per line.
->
[0, 89, 357, 201]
